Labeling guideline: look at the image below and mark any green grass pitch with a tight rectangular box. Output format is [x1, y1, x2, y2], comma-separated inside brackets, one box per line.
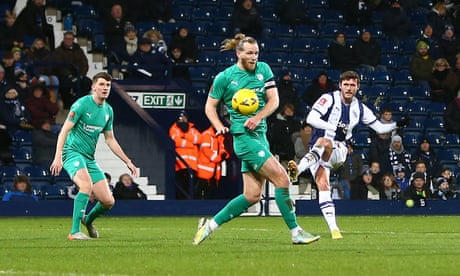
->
[1, 216, 459, 275]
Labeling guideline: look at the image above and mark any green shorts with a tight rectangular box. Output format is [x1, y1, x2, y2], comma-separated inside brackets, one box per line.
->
[62, 151, 105, 184]
[233, 131, 272, 173]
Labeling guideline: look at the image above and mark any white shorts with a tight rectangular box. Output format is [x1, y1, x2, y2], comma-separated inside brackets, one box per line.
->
[310, 140, 348, 177]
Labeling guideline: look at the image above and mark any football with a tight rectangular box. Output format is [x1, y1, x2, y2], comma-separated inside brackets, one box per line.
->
[231, 88, 259, 115]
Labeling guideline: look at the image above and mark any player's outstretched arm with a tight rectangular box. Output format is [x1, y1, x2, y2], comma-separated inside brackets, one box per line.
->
[104, 130, 138, 177]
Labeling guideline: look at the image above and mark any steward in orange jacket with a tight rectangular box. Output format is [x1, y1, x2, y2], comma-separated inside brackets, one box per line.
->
[195, 126, 229, 199]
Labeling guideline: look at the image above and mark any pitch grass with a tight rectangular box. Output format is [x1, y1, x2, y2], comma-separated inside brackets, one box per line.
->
[1, 216, 460, 276]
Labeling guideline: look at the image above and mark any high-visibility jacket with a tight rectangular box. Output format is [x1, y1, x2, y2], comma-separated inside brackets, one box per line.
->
[169, 121, 201, 171]
[196, 126, 229, 181]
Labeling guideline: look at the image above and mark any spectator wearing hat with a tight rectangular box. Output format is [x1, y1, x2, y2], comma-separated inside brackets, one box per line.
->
[350, 169, 379, 200]
[437, 25, 460, 68]
[169, 111, 202, 199]
[337, 142, 364, 199]
[416, 24, 441, 61]
[410, 40, 435, 91]
[276, 68, 301, 116]
[344, 0, 375, 27]
[429, 58, 459, 103]
[302, 71, 337, 108]
[403, 172, 432, 207]
[388, 135, 412, 176]
[433, 177, 458, 200]
[411, 137, 442, 178]
[352, 29, 385, 72]
[444, 90, 460, 134]
[427, 1, 453, 40]
[328, 31, 359, 71]
[395, 166, 410, 191]
[110, 22, 138, 67]
[128, 37, 171, 80]
[104, 3, 129, 52]
[382, 0, 410, 40]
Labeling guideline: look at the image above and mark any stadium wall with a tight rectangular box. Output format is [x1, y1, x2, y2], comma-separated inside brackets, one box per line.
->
[1, 200, 460, 217]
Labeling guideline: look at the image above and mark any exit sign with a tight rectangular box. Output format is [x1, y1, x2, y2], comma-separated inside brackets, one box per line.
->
[127, 92, 186, 109]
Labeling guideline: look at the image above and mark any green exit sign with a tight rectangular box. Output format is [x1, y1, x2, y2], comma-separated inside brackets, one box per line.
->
[127, 92, 186, 109]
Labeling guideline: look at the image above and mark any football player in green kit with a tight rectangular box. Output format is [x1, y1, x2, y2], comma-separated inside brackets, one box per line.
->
[50, 72, 137, 240]
[193, 34, 320, 245]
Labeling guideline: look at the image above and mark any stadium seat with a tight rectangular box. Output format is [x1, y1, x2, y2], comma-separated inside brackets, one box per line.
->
[428, 102, 446, 117]
[12, 148, 33, 169]
[424, 117, 445, 133]
[206, 22, 229, 37]
[343, 25, 360, 39]
[424, 133, 445, 149]
[382, 101, 406, 116]
[295, 25, 319, 39]
[308, 8, 324, 25]
[368, 71, 392, 86]
[215, 6, 233, 21]
[363, 85, 388, 102]
[318, 24, 340, 39]
[402, 132, 421, 149]
[443, 134, 460, 149]
[72, 4, 98, 20]
[197, 51, 219, 65]
[309, 0, 329, 9]
[392, 70, 414, 86]
[404, 101, 429, 116]
[135, 21, 158, 36]
[188, 66, 216, 83]
[23, 165, 51, 182]
[388, 86, 411, 101]
[307, 55, 329, 69]
[269, 25, 296, 39]
[192, 7, 218, 22]
[12, 129, 32, 148]
[408, 86, 430, 101]
[284, 54, 310, 69]
[172, 6, 193, 21]
[322, 10, 345, 25]
[380, 41, 400, 55]
[437, 150, 459, 166]
[404, 116, 425, 132]
[400, 40, 417, 55]
[265, 39, 292, 53]
[353, 133, 372, 149]
[41, 184, 68, 200]
[380, 54, 399, 71]
[196, 37, 221, 51]
[216, 52, 238, 66]
[0, 166, 22, 183]
[311, 40, 330, 55]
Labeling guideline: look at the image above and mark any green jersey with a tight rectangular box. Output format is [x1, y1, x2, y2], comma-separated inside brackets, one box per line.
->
[64, 95, 113, 160]
[209, 62, 275, 134]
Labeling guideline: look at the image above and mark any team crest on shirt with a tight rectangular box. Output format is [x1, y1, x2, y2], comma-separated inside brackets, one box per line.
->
[74, 161, 80, 167]
[256, 74, 263, 81]
[319, 97, 327, 106]
[258, 150, 265, 157]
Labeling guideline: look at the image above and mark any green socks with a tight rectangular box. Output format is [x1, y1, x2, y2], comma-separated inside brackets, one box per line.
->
[71, 192, 89, 234]
[275, 188, 298, 230]
[85, 201, 111, 225]
[214, 194, 252, 225]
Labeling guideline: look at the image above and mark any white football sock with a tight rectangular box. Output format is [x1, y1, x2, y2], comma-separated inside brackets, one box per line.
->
[318, 191, 339, 232]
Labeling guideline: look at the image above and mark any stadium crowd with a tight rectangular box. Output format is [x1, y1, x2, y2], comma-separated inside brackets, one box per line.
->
[0, 0, 459, 202]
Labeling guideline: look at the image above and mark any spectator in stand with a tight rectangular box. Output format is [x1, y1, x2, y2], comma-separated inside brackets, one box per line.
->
[112, 173, 147, 200]
[268, 103, 301, 167]
[13, 69, 30, 102]
[0, 124, 14, 166]
[433, 176, 458, 200]
[231, 0, 265, 39]
[350, 169, 379, 200]
[352, 29, 385, 72]
[379, 172, 401, 200]
[2, 51, 17, 85]
[369, 161, 384, 185]
[0, 65, 7, 90]
[375, 106, 398, 137]
[444, 90, 460, 134]
[302, 71, 337, 108]
[429, 58, 459, 103]
[409, 160, 433, 193]
[110, 22, 138, 68]
[416, 24, 441, 61]
[437, 25, 460, 68]
[24, 85, 59, 131]
[395, 167, 410, 191]
[151, 0, 175, 23]
[169, 111, 201, 199]
[337, 142, 364, 199]
[276, 68, 301, 116]
[142, 29, 168, 55]
[104, 3, 128, 52]
[410, 40, 435, 91]
[403, 172, 431, 207]
[169, 27, 199, 63]
[274, 0, 311, 26]
[51, 31, 91, 110]
[345, 0, 375, 27]
[427, 1, 453, 40]
[410, 137, 442, 179]
[0, 87, 33, 131]
[369, 130, 392, 175]
[123, 0, 154, 22]
[14, 0, 55, 49]
[128, 38, 171, 80]
[2, 175, 39, 202]
[26, 38, 59, 102]
[168, 47, 190, 81]
[31, 119, 57, 167]
[0, 10, 23, 52]
[195, 126, 229, 200]
[439, 167, 457, 191]
[388, 135, 412, 176]
[292, 120, 314, 195]
[328, 30, 359, 71]
[382, 0, 410, 40]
